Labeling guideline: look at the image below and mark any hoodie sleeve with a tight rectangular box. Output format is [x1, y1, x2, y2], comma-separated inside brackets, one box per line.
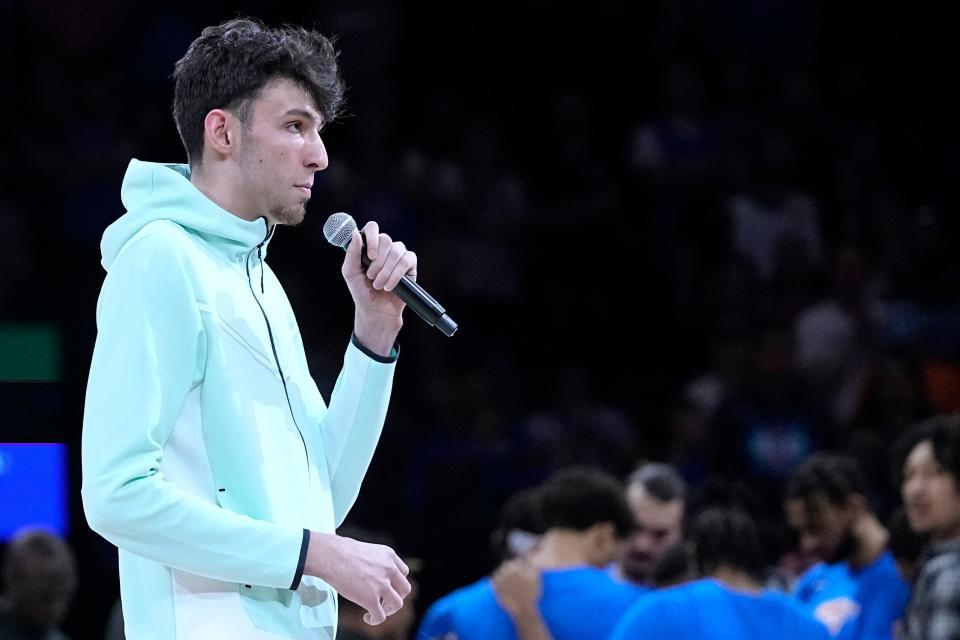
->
[81, 228, 305, 589]
[298, 333, 397, 528]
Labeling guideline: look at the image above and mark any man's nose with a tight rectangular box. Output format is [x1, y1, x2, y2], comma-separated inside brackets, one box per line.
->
[903, 476, 923, 501]
[635, 534, 654, 552]
[306, 135, 328, 171]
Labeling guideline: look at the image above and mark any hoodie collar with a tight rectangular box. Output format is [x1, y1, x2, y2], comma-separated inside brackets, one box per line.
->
[101, 159, 276, 270]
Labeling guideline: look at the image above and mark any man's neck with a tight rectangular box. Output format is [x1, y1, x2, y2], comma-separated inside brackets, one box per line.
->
[711, 566, 762, 594]
[190, 164, 262, 223]
[850, 512, 888, 570]
[529, 532, 592, 569]
[932, 521, 960, 544]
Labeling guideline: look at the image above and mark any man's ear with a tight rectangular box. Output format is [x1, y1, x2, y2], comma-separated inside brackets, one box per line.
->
[588, 522, 616, 548]
[847, 493, 869, 517]
[202, 109, 238, 158]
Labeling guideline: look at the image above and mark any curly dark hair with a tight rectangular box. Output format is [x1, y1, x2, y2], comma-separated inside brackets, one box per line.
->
[785, 453, 867, 506]
[172, 17, 345, 164]
[690, 507, 764, 579]
[537, 466, 635, 538]
[895, 413, 960, 486]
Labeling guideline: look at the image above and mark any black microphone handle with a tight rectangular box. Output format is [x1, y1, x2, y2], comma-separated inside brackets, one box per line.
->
[357, 236, 458, 337]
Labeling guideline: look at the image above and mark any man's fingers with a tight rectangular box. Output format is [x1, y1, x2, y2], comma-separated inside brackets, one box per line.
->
[380, 587, 404, 617]
[383, 251, 417, 292]
[373, 241, 405, 290]
[390, 569, 412, 599]
[365, 233, 392, 283]
[362, 221, 381, 260]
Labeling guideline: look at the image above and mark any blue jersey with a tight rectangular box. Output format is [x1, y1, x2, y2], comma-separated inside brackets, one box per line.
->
[608, 578, 830, 640]
[416, 567, 647, 640]
[793, 551, 910, 640]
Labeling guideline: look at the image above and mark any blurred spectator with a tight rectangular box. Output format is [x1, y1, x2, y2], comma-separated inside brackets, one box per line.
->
[726, 133, 823, 285]
[417, 467, 642, 640]
[629, 60, 720, 184]
[709, 330, 827, 502]
[616, 462, 686, 586]
[844, 356, 932, 514]
[793, 249, 873, 428]
[0, 528, 78, 640]
[784, 454, 910, 639]
[520, 368, 640, 476]
[670, 339, 752, 485]
[609, 507, 829, 640]
[898, 414, 960, 640]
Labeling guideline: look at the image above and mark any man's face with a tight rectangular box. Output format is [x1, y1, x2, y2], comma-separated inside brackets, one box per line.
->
[235, 77, 329, 226]
[619, 485, 684, 583]
[903, 440, 960, 540]
[784, 495, 856, 564]
[7, 553, 78, 631]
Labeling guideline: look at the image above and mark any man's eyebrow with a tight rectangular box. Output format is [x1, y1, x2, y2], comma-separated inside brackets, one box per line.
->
[283, 108, 324, 126]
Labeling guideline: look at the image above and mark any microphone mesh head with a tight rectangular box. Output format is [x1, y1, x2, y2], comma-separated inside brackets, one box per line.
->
[323, 212, 357, 248]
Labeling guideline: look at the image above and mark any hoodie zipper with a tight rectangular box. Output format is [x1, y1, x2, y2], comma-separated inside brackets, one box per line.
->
[245, 224, 310, 469]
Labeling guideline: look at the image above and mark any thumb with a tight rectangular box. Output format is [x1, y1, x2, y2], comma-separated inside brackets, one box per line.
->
[363, 601, 387, 626]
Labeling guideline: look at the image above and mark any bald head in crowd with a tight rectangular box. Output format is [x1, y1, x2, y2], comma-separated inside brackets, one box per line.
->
[0, 529, 78, 637]
[618, 462, 686, 585]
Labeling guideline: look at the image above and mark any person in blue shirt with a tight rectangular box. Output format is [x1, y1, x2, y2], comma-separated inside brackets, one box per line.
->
[608, 507, 829, 640]
[416, 467, 644, 640]
[784, 454, 911, 639]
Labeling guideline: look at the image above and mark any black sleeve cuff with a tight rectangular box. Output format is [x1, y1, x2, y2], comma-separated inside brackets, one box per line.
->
[289, 528, 310, 590]
[351, 333, 400, 363]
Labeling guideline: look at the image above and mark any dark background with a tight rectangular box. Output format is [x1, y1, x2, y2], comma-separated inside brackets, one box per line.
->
[2, 0, 960, 635]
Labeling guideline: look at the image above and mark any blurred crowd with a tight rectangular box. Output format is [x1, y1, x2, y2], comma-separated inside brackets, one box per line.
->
[1, 0, 960, 637]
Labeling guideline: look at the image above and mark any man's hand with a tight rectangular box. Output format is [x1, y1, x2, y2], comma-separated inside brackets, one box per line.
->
[342, 221, 417, 357]
[492, 559, 553, 640]
[493, 559, 541, 617]
[305, 532, 411, 625]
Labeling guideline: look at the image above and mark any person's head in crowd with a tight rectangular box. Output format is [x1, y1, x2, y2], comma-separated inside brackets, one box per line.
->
[784, 453, 886, 567]
[0, 528, 78, 634]
[899, 414, 960, 543]
[619, 461, 686, 584]
[489, 487, 545, 564]
[886, 507, 928, 583]
[689, 507, 765, 583]
[648, 541, 694, 588]
[335, 525, 420, 640]
[531, 466, 635, 569]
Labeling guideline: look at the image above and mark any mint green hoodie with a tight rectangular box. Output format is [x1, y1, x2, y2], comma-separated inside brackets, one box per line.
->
[82, 160, 397, 639]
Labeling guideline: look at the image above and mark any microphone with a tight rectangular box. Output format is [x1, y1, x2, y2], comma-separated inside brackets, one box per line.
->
[323, 212, 458, 337]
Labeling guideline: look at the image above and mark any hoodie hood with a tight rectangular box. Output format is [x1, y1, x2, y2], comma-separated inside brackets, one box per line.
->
[101, 159, 273, 271]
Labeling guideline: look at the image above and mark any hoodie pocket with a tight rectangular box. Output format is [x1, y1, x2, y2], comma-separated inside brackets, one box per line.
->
[238, 582, 336, 640]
